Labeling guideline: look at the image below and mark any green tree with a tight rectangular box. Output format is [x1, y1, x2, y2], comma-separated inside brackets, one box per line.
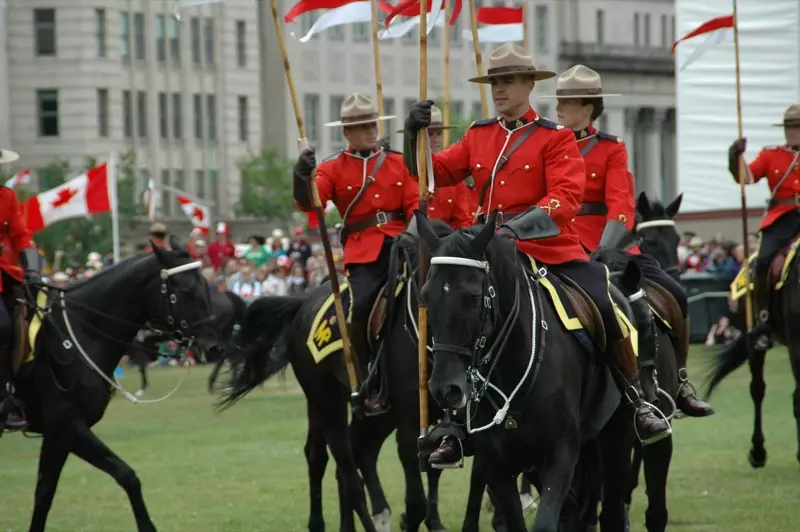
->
[236, 148, 295, 221]
[33, 151, 140, 265]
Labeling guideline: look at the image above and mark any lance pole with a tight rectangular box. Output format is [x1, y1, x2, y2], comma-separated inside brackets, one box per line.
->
[732, 0, 753, 331]
[467, 0, 488, 117]
[522, 1, 529, 51]
[370, 0, 385, 136]
[269, 0, 361, 396]
[443, 0, 452, 147]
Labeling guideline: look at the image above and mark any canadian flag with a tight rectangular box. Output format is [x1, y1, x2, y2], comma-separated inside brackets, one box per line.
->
[177, 195, 210, 234]
[24, 163, 111, 232]
[4, 169, 31, 189]
[462, 6, 523, 43]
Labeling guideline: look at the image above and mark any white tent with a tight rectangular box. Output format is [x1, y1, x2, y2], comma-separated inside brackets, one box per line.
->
[675, 0, 800, 213]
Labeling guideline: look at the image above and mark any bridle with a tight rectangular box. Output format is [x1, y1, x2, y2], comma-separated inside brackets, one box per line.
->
[635, 219, 682, 277]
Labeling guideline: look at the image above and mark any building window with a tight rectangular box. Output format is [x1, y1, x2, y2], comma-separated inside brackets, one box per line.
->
[382, 97, 395, 119]
[204, 18, 214, 65]
[472, 101, 483, 120]
[172, 93, 182, 139]
[450, 17, 462, 46]
[159, 92, 168, 138]
[121, 12, 130, 60]
[644, 14, 651, 47]
[329, 95, 345, 148]
[173, 170, 185, 213]
[206, 94, 216, 141]
[123, 90, 133, 138]
[191, 18, 201, 64]
[137, 90, 147, 138]
[534, 5, 547, 53]
[97, 89, 109, 137]
[303, 94, 320, 148]
[236, 20, 246, 66]
[34, 9, 56, 56]
[328, 25, 344, 41]
[450, 101, 464, 121]
[237, 96, 248, 141]
[596, 10, 605, 45]
[169, 16, 180, 63]
[161, 169, 171, 217]
[193, 94, 203, 139]
[156, 14, 166, 62]
[95, 9, 106, 57]
[195, 170, 205, 198]
[671, 16, 676, 42]
[634, 13, 640, 47]
[353, 23, 369, 42]
[37, 89, 59, 137]
[134, 12, 145, 59]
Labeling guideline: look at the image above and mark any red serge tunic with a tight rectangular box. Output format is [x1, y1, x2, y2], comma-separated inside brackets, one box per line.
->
[427, 182, 472, 229]
[430, 108, 589, 265]
[571, 126, 640, 255]
[0, 186, 35, 292]
[296, 149, 419, 266]
[746, 145, 800, 230]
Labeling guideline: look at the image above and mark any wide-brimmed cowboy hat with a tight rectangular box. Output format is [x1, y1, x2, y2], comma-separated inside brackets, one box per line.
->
[541, 64, 620, 99]
[0, 149, 20, 164]
[772, 103, 800, 127]
[324, 93, 396, 128]
[149, 222, 168, 235]
[468, 43, 556, 84]
[396, 105, 455, 133]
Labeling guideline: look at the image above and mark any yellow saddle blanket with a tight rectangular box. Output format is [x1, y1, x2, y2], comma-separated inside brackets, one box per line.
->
[730, 235, 800, 300]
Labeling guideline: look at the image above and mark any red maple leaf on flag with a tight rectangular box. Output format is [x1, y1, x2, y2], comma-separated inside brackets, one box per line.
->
[192, 206, 205, 222]
[51, 187, 79, 209]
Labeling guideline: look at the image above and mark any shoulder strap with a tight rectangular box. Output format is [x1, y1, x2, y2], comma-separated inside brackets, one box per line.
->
[596, 131, 623, 143]
[580, 137, 600, 157]
[340, 150, 390, 229]
[476, 124, 538, 208]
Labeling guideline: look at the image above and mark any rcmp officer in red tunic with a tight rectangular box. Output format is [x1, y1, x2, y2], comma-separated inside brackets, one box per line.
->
[0, 149, 41, 431]
[729, 103, 800, 348]
[402, 105, 472, 230]
[293, 93, 419, 413]
[404, 44, 671, 466]
[548, 65, 713, 417]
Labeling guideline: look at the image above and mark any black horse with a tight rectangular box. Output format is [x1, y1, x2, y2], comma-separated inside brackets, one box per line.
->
[415, 210, 634, 532]
[213, 227, 451, 532]
[9, 237, 216, 532]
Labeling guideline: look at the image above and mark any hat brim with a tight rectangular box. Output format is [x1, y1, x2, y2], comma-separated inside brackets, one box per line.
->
[540, 93, 621, 99]
[468, 70, 557, 84]
[324, 115, 396, 128]
[772, 121, 800, 127]
[0, 149, 20, 164]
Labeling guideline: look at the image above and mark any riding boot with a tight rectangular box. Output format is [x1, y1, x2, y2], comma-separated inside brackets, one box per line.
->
[0, 344, 27, 432]
[675, 317, 715, 417]
[348, 320, 388, 416]
[629, 296, 658, 404]
[747, 270, 773, 350]
[428, 437, 463, 468]
[606, 336, 672, 445]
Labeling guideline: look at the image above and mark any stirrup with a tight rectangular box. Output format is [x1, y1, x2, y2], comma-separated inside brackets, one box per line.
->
[632, 400, 672, 446]
[430, 437, 465, 470]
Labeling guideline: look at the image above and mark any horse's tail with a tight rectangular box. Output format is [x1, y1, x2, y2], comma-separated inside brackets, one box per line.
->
[704, 334, 749, 398]
[212, 296, 304, 410]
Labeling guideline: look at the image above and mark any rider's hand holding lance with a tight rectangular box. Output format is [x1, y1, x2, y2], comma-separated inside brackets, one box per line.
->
[729, 137, 747, 179]
[293, 148, 317, 210]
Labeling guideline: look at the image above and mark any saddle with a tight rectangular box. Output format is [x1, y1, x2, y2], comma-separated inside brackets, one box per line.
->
[644, 280, 682, 334]
[551, 273, 607, 353]
[731, 234, 800, 301]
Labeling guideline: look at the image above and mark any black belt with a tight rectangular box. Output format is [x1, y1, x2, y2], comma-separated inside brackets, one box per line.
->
[577, 202, 608, 216]
[768, 195, 800, 209]
[476, 210, 526, 226]
[340, 210, 404, 245]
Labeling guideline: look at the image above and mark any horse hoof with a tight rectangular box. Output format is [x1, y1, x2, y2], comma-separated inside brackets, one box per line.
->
[373, 509, 391, 532]
[748, 448, 767, 468]
[426, 521, 447, 532]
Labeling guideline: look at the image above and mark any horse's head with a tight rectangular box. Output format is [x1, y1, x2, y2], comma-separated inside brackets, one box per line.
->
[636, 192, 682, 281]
[415, 210, 508, 411]
[149, 235, 219, 356]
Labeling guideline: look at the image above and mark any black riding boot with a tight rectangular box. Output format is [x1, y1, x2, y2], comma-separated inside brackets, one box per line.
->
[629, 294, 659, 404]
[348, 320, 388, 416]
[748, 270, 772, 350]
[607, 336, 672, 445]
[0, 344, 27, 433]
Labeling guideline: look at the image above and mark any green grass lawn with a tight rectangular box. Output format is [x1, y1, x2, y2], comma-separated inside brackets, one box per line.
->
[1, 347, 799, 531]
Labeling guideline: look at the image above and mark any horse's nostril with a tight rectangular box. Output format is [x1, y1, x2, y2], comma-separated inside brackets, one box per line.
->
[444, 384, 464, 407]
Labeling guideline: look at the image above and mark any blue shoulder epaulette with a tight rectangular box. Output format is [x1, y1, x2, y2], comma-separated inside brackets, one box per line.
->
[534, 116, 565, 130]
[597, 131, 624, 143]
[470, 116, 500, 128]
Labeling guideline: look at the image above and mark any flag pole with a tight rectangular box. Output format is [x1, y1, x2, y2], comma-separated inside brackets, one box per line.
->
[109, 153, 120, 264]
[468, 0, 488, 117]
[443, 0, 452, 147]
[417, 0, 431, 467]
[732, 0, 753, 331]
[269, 0, 361, 398]
[370, 0, 385, 137]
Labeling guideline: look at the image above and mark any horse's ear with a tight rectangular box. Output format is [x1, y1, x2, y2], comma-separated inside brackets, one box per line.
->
[168, 234, 181, 251]
[470, 210, 497, 257]
[619, 260, 643, 294]
[636, 192, 651, 218]
[413, 210, 440, 252]
[665, 193, 683, 219]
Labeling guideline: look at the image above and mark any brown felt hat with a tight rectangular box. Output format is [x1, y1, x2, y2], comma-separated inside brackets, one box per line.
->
[468, 43, 556, 84]
[324, 93, 396, 128]
[772, 104, 800, 127]
[541, 64, 621, 99]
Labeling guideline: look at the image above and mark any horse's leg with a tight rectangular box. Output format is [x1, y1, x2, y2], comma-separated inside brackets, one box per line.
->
[395, 423, 428, 532]
[626, 444, 643, 508]
[790, 345, 800, 463]
[598, 407, 634, 532]
[351, 414, 394, 532]
[461, 453, 487, 532]
[424, 468, 446, 532]
[529, 437, 580, 532]
[481, 460, 526, 532]
[69, 423, 156, 531]
[748, 348, 768, 468]
[137, 363, 148, 395]
[305, 408, 328, 532]
[641, 434, 673, 532]
[28, 433, 71, 532]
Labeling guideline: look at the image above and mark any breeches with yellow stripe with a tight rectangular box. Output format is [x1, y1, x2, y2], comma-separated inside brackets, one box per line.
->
[548, 259, 625, 343]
